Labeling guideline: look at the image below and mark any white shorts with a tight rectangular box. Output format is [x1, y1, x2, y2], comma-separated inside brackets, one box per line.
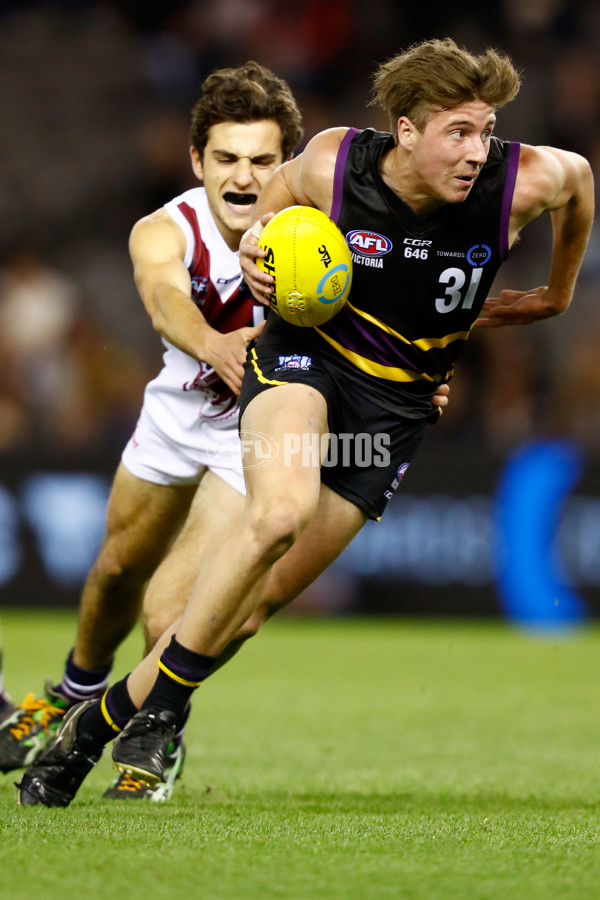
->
[121, 403, 245, 496]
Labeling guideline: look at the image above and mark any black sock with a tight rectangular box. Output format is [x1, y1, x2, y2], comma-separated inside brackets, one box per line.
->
[55, 649, 112, 704]
[77, 676, 138, 751]
[142, 637, 216, 720]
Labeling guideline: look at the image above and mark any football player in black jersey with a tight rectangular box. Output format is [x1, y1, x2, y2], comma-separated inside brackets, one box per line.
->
[13, 55, 448, 808]
[16, 37, 592, 806]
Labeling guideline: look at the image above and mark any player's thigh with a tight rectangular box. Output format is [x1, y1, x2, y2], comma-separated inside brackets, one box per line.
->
[241, 383, 328, 522]
[103, 462, 197, 566]
[178, 468, 246, 544]
[262, 483, 366, 614]
[141, 472, 246, 650]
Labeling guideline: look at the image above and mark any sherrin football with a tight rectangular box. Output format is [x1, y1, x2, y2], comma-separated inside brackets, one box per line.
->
[257, 206, 353, 327]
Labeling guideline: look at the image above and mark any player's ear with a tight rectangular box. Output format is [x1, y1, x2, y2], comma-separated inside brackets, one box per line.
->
[397, 117, 414, 150]
[190, 146, 204, 180]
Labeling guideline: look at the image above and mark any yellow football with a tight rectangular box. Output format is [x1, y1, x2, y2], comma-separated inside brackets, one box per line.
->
[257, 206, 353, 327]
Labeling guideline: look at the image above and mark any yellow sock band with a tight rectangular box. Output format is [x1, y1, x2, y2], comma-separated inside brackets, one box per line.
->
[100, 689, 122, 733]
[157, 659, 203, 688]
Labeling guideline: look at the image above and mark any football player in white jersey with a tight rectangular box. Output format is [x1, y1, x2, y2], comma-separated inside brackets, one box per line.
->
[0, 61, 303, 795]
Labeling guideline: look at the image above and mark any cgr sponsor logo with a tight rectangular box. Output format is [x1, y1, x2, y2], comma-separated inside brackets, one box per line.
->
[346, 229, 392, 257]
[404, 237, 432, 260]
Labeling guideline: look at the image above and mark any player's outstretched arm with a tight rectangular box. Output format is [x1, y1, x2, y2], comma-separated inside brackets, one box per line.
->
[477, 145, 594, 327]
[130, 209, 261, 394]
[476, 285, 563, 327]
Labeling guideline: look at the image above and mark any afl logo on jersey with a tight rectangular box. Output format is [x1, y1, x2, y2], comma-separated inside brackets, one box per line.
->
[466, 244, 492, 267]
[346, 230, 393, 257]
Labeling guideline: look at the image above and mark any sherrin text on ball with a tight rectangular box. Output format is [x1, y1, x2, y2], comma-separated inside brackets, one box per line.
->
[257, 206, 353, 327]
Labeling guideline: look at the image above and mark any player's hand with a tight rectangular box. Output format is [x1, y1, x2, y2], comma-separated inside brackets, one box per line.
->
[475, 286, 568, 327]
[240, 213, 276, 305]
[202, 321, 265, 394]
[432, 382, 449, 414]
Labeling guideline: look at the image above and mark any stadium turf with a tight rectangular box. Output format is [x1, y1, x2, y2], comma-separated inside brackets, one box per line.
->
[1, 611, 599, 899]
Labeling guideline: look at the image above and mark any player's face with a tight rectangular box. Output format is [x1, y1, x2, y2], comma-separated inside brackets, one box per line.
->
[191, 120, 284, 249]
[403, 100, 496, 211]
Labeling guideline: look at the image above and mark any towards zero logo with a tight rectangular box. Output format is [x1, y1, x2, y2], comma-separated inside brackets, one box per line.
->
[466, 244, 491, 266]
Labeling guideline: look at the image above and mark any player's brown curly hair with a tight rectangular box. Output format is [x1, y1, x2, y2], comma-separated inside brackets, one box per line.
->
[371, 38, 522, 138]
[190, 61, 303, 160]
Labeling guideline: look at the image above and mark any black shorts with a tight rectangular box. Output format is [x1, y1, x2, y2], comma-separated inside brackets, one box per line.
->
[240, 344, 430, 520]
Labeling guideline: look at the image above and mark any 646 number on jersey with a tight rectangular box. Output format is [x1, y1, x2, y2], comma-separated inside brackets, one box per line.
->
[404, 238, 431, 259]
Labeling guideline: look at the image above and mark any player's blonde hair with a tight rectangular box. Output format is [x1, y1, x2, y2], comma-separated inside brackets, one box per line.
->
[190, 61, 303, 160]
[371, 38, 521, 138]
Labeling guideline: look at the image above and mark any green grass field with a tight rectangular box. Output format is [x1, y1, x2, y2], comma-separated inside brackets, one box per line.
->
[1, 611, 599, 900]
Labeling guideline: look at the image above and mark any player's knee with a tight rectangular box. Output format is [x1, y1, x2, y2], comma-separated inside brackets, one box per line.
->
[246, 496, 314, 562]
[142, 608, 174, 652]
[93, 535, 152, 588]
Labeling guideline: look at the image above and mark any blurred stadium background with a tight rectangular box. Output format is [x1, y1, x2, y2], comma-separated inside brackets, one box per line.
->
[0, 0, 599, 628]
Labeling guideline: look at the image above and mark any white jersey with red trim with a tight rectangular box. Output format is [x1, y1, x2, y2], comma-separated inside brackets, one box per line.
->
[149, 186, 261, 430]
[121, 187, 262, 492]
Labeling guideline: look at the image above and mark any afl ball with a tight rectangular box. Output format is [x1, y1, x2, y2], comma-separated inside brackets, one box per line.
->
[257, 206, 352, 327]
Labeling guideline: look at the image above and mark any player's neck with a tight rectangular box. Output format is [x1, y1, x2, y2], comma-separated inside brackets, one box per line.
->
[380, 149, 444, 217]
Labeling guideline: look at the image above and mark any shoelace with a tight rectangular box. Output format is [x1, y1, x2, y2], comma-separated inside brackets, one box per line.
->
[9, 694, 65, 740]
[117, 774, 150, 793]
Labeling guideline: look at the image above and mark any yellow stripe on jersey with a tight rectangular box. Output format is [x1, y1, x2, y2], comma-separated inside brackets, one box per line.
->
[158, 659, 204, 688]
[342, 301, 472, 351]
[249, 347, 286, 385]
[314, 328, 455, 383]
[100, 690, 122, 733]
[411, 329, 470, 352]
